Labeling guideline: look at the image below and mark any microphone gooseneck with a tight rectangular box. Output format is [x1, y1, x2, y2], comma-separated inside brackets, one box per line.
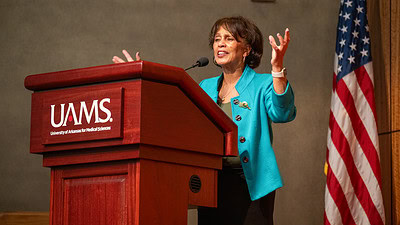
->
[185, 57, 209, 71]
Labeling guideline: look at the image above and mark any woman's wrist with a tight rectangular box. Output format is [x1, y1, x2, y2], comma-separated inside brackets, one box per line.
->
[271, 65, 283, 72]
[272, 77, 287, 94]
[271, 68, 287, 78]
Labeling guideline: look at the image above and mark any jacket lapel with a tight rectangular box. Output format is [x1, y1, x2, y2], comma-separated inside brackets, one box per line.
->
[210, 65, 256, 102]
[235, 65, 256, 95]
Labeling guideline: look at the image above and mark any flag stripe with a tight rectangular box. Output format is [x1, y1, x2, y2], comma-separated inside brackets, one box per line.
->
[343, 71, 383, 206]
[326, 145, 356, 224]
[330, 82, 382, 198]
[325, 183, 345, 225]
[329, 115, 376, 224]
[363, 61, 375, 87]
[324, 212, 333, 225]
[335, 77, 382, 189]
[354, 63, 377, 121]
[328, 125, 368, 225]
[343, 69, 379, 153]
[330, 84, 385, 223]
[330, 86, 384, 224]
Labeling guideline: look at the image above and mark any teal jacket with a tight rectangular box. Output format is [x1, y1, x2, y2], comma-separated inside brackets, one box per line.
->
[199, 65, 296, 200]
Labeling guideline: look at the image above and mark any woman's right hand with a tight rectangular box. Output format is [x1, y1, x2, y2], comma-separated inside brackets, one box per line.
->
[112, 50, 141, 63]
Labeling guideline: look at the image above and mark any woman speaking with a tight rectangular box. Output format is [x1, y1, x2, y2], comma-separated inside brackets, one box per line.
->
[113, 16, 296, 225]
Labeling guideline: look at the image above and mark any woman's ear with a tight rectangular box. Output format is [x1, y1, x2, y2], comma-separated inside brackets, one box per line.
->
[244, 45, 251, 57]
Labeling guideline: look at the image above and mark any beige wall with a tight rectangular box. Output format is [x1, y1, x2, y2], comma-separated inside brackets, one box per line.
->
[0, 0, 379, 224]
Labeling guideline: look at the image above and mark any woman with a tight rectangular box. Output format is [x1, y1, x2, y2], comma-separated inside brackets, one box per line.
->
[113, 16, 296, 225]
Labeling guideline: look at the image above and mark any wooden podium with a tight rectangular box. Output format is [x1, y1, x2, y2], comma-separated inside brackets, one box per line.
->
[24, 61, 237, 225]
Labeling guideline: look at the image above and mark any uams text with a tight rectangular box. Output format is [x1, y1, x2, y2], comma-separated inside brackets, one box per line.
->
[50, 98, 112, 128]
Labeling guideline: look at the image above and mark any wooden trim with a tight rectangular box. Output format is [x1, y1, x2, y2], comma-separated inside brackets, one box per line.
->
[369, 0, 395, 223]
[392, 0, 400, 223]
[43, 144, 222, 169]
[392, 0, 400, 132]
[378, 134, 392, 225]
[139, 144, 222, 170]
[0, 212, 49, 225]
[393, 135, 400, 222]
[43, 145, 140, 167]
[24, 62, 144, 91]
[369, 0, 391, 134]
[393, 133, 400, 224]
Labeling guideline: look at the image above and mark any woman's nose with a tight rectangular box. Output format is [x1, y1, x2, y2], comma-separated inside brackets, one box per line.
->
[218, 40, 226, 47]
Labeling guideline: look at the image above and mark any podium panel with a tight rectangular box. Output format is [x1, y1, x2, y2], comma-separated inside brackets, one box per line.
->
[50, 159, 217, 225]
[51, 162, 135, 225]
[64, 175, 128, 225]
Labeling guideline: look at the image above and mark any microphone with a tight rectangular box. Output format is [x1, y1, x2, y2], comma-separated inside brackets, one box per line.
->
[185, 57, 209, 71]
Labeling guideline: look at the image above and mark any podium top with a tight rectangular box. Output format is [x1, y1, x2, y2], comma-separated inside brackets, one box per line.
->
[25, 61, 179, 91]
[25, 61, 238, 157]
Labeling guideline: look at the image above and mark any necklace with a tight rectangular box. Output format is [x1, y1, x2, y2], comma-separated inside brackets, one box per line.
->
[219, 79, 239, 103]
[220, 85, 235, 102]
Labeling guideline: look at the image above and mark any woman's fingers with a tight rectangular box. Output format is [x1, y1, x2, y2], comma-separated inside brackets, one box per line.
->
[269, 28, 291, 54]
[122, 50, 134, 62]
[281, 29, 290, 53]
[112, 56, 125, 64]
[269, 35, 279, 51]
[269, 28, 291, 69]
[112, 50, 141, 64]
[277, 33, 285, 47]
[284, 28, 290, 43]
[135, 52, 141, 61]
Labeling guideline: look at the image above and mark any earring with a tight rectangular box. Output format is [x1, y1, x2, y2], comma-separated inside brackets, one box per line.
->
[213, 56, 222, 68]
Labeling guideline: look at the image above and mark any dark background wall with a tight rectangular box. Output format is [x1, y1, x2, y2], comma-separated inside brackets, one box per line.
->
[0, 0, 339, 224]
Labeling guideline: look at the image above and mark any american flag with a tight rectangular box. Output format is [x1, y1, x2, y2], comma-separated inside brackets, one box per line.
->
[324, 0, 385, 224]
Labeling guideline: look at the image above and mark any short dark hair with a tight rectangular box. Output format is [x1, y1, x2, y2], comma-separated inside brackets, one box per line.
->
[209, 16, 263, 69]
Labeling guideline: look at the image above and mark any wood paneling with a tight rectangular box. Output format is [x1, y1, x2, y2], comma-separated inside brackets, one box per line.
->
[379, 134, 392, 225]
[370, 0, 400, 223]
[392, 0, 400, 132]
[393, 132, 400, 224]
[64, 175, 128, 225]
[50, 162, 135, 225]
[368, 0, 391, 134]
[0, 212, 49, 225]
[392, 0, 400, 224]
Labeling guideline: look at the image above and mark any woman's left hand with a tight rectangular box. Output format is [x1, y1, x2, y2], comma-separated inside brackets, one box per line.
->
[112, 50, 141, 64]
[269, 28, 290, 72]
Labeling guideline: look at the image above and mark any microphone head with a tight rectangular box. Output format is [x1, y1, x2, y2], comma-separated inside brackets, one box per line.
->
[196, 57, 209, 67]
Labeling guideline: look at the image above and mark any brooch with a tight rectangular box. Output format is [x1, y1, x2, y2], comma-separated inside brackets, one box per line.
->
[239, 101, 251, 110]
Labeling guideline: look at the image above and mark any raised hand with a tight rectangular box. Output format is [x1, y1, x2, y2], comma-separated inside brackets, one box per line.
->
[112, 50, 141, 63]
[268, 28, 290, 72]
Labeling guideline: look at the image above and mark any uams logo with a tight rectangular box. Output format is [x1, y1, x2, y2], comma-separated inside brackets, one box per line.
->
[50, 98, 112, 128]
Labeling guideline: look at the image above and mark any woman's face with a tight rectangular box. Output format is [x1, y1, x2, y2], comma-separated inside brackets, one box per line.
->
[213, 26, 249, 70]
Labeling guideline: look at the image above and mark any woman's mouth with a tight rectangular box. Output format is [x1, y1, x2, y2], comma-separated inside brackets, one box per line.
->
[217, 51, 228, 57]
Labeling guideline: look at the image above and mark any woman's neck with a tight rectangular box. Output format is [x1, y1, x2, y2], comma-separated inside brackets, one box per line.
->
[222, 64, 245, 84]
